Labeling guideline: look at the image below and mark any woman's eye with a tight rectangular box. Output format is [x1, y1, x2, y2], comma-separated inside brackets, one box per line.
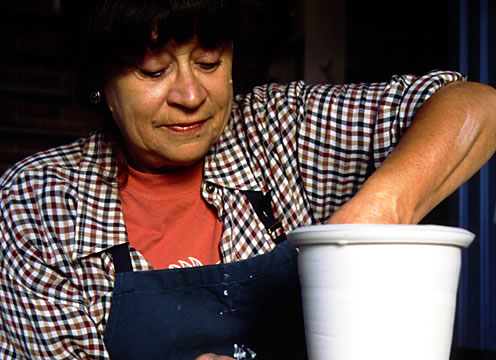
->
[139, 69, 165, 78]
[197, 61, 222, 71]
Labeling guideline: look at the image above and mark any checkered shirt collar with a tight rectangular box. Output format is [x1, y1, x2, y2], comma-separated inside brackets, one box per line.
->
[74, 132, 128, 260]
[72, 123, 264, 261]
[204, 103, 264, 192]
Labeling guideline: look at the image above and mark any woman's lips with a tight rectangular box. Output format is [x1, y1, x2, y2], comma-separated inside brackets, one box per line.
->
[163, 120, 207, 134]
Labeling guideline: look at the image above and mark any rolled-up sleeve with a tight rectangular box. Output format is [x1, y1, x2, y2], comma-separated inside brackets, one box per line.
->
[297, 70, 465, 222]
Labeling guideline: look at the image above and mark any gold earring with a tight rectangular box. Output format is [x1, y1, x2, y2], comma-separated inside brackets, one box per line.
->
[89, 89, 101, 104]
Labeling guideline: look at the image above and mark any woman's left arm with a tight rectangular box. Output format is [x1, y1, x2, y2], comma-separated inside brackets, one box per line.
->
[327, 81, 496, 224]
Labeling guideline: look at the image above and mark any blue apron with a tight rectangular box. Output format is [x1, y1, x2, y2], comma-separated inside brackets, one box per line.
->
[103, 192, 307, 360]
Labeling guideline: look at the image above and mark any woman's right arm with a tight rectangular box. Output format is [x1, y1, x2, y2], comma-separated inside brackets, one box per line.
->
[0, 228, 110, 359]
[0, 164, 110, 359]
[0, 260, 108, 359]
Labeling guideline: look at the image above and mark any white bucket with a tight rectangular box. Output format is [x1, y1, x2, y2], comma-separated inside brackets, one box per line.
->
[288, 224, 474, 360]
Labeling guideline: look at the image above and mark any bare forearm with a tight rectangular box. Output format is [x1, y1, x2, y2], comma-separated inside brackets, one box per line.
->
[328, 81, 496, 224]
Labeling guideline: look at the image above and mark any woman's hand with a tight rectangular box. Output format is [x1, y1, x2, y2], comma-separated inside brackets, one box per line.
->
[326, 183, 401, 224]
[195, 353, 235, 360]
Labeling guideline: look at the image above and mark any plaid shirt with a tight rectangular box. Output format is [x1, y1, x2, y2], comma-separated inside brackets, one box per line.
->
[0, 71, 463, 359]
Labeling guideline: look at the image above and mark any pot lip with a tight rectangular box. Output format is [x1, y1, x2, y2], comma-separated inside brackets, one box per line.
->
[287, 224, 475, 248]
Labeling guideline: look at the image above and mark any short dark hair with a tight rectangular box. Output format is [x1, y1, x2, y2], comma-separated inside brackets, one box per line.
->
[72, 0, 238, 98]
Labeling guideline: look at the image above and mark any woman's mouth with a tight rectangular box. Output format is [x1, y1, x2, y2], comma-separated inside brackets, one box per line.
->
[164, 120, 207, 134]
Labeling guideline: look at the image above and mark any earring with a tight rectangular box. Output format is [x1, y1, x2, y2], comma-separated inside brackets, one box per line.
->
[89, 89, 101, 104]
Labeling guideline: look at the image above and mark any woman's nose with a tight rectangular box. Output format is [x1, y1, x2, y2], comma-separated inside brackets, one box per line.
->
[166, 68, 207, 109]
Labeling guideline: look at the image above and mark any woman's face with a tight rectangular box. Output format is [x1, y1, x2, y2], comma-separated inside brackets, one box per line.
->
[104, 37, 233, 172]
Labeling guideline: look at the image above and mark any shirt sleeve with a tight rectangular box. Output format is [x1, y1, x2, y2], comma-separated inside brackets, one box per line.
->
[295, 70, 465, 222]
[0, 173, 110, 359]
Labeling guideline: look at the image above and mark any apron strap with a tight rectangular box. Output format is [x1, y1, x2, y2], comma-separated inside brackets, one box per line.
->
[244, 190, 287, 245]
[110, 243, 133, 274]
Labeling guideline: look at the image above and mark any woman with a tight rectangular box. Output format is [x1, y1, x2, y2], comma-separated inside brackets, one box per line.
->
[1, 0, 496, 359]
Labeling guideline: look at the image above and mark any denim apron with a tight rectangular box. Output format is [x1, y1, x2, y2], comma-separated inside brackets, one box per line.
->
[103, 192, 307, 360]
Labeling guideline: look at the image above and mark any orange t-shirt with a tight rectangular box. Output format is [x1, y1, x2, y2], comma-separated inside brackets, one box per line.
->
[119, 161, 222, 269]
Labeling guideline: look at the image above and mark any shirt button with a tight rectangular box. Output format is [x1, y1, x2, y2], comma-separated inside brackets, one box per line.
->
[205, 183, 215, 193]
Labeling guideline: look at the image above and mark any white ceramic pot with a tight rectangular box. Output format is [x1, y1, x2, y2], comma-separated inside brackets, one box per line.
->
[288, 224, 474, 360]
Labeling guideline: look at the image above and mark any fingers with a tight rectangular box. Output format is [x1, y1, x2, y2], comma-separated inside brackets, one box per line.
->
[195, 353, 235, 360]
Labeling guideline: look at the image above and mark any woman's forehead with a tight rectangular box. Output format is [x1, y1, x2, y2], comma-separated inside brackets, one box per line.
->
[118, 37, 231, 68]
